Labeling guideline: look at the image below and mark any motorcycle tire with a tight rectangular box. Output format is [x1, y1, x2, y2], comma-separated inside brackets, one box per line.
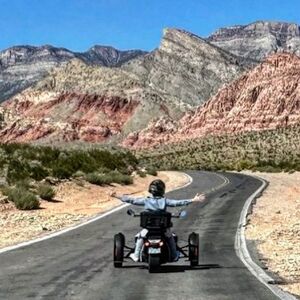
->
[114, 233, 125, 268]
[148, 255, 160, 273]
[188, 232, 199, 267]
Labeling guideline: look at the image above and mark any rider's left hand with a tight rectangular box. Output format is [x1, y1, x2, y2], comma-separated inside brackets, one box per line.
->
[193, 193, 206, 202]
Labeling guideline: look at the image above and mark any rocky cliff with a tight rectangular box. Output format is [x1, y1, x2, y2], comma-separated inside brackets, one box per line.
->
[124, 53, 300, 148]
[207, 21, 300, 61]
[123, 28, 247, 109]
[0, 28, 246, 144]
[0, 45, 146, 102]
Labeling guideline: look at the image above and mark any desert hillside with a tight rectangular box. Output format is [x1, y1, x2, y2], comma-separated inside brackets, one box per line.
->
[125, 53, 300, 149]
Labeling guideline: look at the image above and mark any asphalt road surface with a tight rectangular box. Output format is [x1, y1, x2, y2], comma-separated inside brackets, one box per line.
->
[0, 171, 280, 300]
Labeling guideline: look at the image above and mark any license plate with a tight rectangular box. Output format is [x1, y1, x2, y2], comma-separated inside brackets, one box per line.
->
[148, 248, 161, 254]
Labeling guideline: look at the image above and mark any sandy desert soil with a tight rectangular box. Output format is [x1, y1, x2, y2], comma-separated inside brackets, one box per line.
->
[244, 171, 300, 297]
[0, 171, 189, 249]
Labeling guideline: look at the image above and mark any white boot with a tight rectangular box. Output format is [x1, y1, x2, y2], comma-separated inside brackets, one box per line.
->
[130, 238, 143, 262]
[129, 253, 139, 262]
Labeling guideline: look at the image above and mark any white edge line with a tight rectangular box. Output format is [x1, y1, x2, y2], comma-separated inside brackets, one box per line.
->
[234, 173, 298, 300]
[0, 172, 194, 255]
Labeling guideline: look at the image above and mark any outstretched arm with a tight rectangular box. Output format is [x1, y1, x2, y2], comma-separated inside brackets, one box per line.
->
[110, 192, 146, 206]
[166, 193, 205, 207]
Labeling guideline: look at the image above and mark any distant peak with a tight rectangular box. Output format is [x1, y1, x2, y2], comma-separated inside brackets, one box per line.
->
[209, 20, 300, 38]
[162, 27, 206, 43]
[89, 45, 117, 51]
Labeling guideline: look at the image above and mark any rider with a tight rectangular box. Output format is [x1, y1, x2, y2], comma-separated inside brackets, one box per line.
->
[111, 179, 205, 262]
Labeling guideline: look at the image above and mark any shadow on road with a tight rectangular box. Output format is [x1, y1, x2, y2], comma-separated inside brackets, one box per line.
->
[121, 263, 222, 273]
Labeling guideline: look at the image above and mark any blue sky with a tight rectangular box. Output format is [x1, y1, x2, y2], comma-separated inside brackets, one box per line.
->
[0, 0, 300, 52]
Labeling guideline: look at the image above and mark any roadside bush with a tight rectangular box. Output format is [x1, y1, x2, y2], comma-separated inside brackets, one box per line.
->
[8, 187, 40, 210]
[109, 170, 133, 185]
[85, 172, 112, 185]
[37, 184, 56, 201]
[51, 164, 74, 179]
[7, 159, 30, 184]
[85, 171, 133, 186]
[146, 167, 158, 176]
[29, 163, 49, 181]
[0, 185, 11, 197]
[0, 143, 138, 185]
[137, 170, 147, 178]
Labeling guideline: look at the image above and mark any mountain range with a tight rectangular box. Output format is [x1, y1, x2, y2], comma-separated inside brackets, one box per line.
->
[207, 21, 300, 60]
[0, 20, 300, 147]
[0, 45, 146, 102]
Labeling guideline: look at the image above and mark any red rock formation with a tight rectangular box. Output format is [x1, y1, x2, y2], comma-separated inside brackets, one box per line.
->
[124, 53, 300, 148]
[0, 93, 139, 143]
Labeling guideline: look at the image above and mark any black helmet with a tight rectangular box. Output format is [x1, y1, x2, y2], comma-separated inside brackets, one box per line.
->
[148, 179, 166, 197]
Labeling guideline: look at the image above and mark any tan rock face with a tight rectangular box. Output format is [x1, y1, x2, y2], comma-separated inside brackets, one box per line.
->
[125, 53, 300, 149]
[0, 92, 139, 143]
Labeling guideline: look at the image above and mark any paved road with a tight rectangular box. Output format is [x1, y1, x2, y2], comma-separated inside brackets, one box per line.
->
[0, 171, 279, 300]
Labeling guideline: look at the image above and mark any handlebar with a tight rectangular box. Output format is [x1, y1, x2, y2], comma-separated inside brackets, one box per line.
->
[126, 209, 187, 218]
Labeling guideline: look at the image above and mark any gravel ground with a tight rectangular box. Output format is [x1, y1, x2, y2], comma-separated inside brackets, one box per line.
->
[245, 171, 300, 297]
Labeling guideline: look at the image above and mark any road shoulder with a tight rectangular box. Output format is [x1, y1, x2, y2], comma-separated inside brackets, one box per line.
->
[243, 171, 300, 299]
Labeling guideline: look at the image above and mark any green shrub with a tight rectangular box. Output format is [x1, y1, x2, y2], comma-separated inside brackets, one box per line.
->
[7, 159, 30, 184]
[137, 170, 147, 178]
[85, 172, 112, 185]
[51, 164, 74, 179]
[72, 170, 86, 178]
[146, 167, 158, 176]
[37, 184, 56, 201]
[8, 187, 40, 210]
[29, 163, 49, 181]
[85, 171, 133, 186]
[0, 185, 11, 197]
[0, 143, 138, 184]
[109, 170, 133, 185]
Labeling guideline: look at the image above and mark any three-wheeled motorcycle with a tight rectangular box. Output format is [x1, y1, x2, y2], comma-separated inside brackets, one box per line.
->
[113, 209, 199, 273]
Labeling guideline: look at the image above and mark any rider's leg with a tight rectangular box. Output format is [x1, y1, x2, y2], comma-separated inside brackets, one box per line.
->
[130, 229, 148, 262]
[165, 229, 179, 261]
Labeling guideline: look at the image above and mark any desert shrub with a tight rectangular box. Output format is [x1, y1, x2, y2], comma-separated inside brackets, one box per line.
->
[51, 163, 74, 179]
[72, 170, 86, 178]
[28, 162, 49, 181]
[8, 187, 40, 210]
[85, 172, 112, 185]
[109, 170, 133, 185]
[0, 143, 138, 184]
[146, 167, 158, 176]
[0, 185, 11, 197]
[6, 159, 30, 184]
[137, 170, 147, 178]
[37, 184, 56, 201]
[85, 171, 133, 186]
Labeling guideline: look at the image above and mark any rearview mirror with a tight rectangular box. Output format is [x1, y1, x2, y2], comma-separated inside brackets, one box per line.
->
[127, 209, 135, 216]
[179, 210, 187, 218]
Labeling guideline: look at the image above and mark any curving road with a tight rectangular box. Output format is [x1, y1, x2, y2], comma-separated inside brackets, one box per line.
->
[0, 171, 280, 300]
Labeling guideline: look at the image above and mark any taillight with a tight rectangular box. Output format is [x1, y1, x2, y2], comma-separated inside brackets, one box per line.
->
[146, 239, 163, 247]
